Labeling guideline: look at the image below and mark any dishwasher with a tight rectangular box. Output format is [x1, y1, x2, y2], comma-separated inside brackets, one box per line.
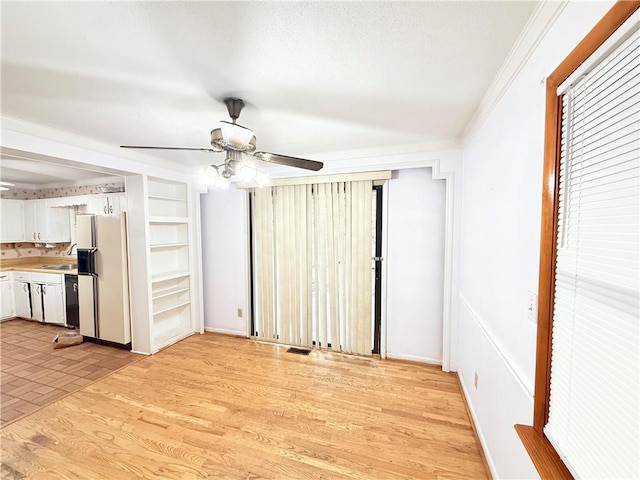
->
[64, 274, 79, 329]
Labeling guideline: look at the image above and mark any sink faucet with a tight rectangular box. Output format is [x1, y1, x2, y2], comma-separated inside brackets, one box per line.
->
[66, 243, 77, 256]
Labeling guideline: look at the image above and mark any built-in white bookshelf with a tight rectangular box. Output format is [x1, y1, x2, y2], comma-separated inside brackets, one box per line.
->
[147, 177, 192, 351]
[126, 174, 198, 355]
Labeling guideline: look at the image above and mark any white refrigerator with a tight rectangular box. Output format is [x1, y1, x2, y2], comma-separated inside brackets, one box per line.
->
[76, 214, 131, 347]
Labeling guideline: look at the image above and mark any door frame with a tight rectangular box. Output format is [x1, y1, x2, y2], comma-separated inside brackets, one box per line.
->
[243, 157, 458, 371]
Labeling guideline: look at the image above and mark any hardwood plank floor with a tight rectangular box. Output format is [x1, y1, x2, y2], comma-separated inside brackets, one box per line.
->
[1, 333, 488, 479]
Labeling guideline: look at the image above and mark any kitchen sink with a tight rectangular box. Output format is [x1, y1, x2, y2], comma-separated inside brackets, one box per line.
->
[41, 264, 78, 271]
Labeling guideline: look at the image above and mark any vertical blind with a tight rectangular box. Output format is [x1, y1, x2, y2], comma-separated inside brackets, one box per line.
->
[252, 180, 374, 356]
[545, 26, 639, 479]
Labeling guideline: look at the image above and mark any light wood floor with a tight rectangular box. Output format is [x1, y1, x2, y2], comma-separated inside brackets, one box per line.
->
[1, 333, 488, 479]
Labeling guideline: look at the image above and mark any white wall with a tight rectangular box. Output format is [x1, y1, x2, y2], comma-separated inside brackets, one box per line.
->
[200, 187, 249, 336]
[201, 162, 453, 359]
[457, 1, 615, 478]
[386, 168, 445, 363]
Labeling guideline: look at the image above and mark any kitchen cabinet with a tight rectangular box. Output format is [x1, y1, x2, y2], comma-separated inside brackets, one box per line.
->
[30, 283, 44, 321]
[29, 273, 66, 325]
[24, 200, 71, 243]
[42, 283, 65, 325]
[13, 272, 66, 324]
[85, 194, 125, 215]
[1, 272, 15, 319]
[104, 194, 125, 215]
[0, 199, 25, 243]
[14, 280, 32, 319]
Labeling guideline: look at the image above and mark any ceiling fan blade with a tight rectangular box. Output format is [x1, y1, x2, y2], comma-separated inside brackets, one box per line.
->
[120, 145, 220, 153]
[253, 152, 323, 171]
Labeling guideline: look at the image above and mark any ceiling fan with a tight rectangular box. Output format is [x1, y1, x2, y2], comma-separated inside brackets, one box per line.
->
[121, 97, 323, 187]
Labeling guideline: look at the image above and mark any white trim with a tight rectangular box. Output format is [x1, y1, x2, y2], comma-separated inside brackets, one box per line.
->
[236, 170, 392, 189]
[236, 153, 459, 371]
[379, 181, 389, 360]
[463, 0, 569, 144]
[234, 146, 462, 182]
[458, 370, 499, 480]
[430, 165, 454, 372]
[152, 330, 196, 353]
[459, 293, 534, 398]
[243, 190, 252, 338]
[190, 180, 205, 335]
[374, 161, 456, 371]
[205, 326, 248, 337]
[302, 140, 462, 164]
[130, 350, 152, 356]
[386, 352, 442, 366]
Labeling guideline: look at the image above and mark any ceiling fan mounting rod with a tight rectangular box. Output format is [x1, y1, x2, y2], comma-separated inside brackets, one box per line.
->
[224, 97, 245, 124]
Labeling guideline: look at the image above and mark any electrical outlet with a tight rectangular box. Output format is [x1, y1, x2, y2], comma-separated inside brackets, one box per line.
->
[237, 308, 243, 318]
[474, 372, 479, 389]
[527, 291, 538, 324]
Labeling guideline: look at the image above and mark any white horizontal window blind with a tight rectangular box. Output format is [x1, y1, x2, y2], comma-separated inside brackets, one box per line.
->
[545, 26, 639, 479]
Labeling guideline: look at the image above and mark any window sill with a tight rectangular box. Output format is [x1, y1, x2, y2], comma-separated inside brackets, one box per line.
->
[515, 424, 573, 480]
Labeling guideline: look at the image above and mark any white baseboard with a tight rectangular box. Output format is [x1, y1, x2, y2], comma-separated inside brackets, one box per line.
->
[458, 371, 498, 480]
[386, 352, 442, 366]
[204, 327, 248, 337]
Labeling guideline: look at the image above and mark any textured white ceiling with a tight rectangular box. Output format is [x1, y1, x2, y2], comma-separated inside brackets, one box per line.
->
[1, 1, 536, 173]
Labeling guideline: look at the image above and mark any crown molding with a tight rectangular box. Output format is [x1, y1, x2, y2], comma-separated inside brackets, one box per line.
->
[462, 0, 569, 145]
[237, 138, 463, 180]
[305, 138, 462, 163]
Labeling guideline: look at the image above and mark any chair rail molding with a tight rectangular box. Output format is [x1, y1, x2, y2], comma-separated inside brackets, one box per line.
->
[458, 293, 534, 398]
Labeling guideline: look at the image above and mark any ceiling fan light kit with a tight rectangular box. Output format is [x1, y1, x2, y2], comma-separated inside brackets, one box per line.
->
[211, 122, 256, 153]
[205, 150, 270, 189]
[120, 97, 323, 189]
[204, 165, 231, 189]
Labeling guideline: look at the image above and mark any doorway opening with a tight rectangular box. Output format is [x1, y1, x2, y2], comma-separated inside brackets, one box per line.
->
[249, 181, 383, 356]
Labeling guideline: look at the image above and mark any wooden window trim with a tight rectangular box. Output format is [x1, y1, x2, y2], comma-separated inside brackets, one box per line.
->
[515, 1, 640, 478]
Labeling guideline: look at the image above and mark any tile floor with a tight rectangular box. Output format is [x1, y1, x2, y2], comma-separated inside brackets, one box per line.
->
[1, 318, 139, 426]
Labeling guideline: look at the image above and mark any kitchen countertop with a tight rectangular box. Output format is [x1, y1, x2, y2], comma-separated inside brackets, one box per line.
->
[0, 256, 78, 275]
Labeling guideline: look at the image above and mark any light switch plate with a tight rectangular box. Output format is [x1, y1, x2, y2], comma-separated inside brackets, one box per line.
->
[527, 291, 538, 324]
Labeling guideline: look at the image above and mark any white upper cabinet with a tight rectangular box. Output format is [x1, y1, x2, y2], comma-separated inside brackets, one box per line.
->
[2, 193, 127, 244]
[0, 199, 25, 243]
[24, 199, 71, 243]
[85, 193, 126, 215]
